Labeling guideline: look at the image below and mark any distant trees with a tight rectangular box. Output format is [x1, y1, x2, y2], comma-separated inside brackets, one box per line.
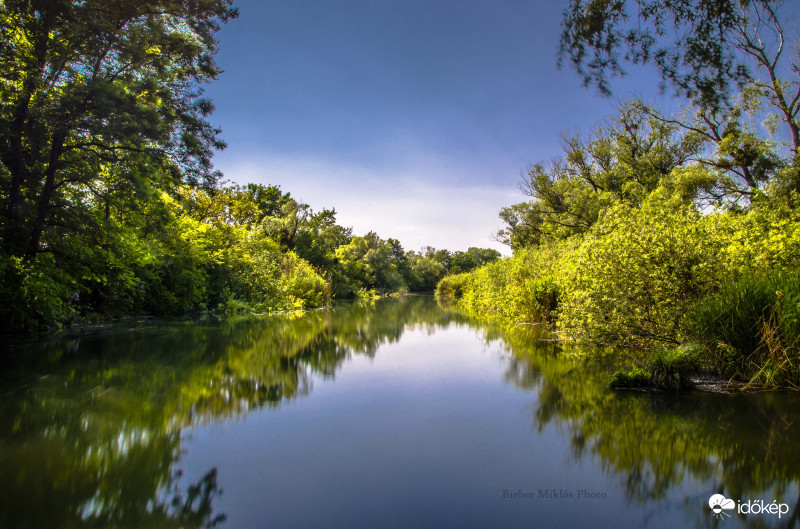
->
[330, 232, 499, 296]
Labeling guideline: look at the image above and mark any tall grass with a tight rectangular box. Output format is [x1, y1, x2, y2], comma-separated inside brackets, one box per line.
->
[688, 270, 800, 388]
[608, 348, 698, 391]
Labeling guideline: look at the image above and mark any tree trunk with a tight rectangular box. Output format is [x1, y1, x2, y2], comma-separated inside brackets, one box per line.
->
[25, 131, 66, 258]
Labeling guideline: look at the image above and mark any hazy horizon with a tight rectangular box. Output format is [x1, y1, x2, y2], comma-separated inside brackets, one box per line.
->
[205, 1, 672, 253]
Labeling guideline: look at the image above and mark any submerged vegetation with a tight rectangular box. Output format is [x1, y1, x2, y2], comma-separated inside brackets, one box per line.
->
[439, 1, 800, 389]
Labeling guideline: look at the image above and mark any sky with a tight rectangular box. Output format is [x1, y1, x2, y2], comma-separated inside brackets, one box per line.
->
[204, 0, 670, 254]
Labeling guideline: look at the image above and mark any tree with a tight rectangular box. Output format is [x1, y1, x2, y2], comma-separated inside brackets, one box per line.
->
[294, 208, 352, 268]
[0, 0, 237, 259]
[449, 247, 501, 274]
[497, 101, 702, 249]
[496, 202, 543, 250]
[259, 196, 311, 251]
[633, 99, 785, 204]
[559, 0, 799, 151]
[406, 252, 446, 291]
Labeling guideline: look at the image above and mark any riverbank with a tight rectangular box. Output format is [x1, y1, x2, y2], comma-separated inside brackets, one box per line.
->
[436, 235, 800, 392]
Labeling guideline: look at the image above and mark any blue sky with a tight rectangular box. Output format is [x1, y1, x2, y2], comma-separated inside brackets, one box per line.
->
[205, 0, 669, 253]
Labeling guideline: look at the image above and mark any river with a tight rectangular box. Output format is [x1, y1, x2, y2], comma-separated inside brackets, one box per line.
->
[1, 296, 798, 528]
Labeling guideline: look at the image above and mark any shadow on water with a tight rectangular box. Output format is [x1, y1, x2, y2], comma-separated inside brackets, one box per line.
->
[2, 297, 800, 527]
[0, 297, 465, 529]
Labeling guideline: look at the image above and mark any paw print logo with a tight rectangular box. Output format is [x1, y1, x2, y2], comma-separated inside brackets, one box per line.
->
[709, 494, 736, 520]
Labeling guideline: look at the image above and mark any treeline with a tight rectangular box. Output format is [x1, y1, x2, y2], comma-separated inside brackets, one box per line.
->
[439, 101, 800, 388]
[0, 1, 499, 334]
[0, 178, 499, 332]
[439, 1, 800, 389]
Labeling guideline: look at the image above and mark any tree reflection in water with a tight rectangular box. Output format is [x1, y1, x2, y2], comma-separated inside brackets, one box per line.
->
[3, 297, 799, 528]
[488, 322, 800, 528]
[0, 297, 463, 528]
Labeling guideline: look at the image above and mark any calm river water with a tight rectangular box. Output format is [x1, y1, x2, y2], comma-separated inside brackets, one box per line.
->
[1, 296, 799, 528]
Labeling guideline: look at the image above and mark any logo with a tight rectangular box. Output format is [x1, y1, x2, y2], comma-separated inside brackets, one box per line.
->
[709, 494, 735, 520]
[708, 493, 790, 521]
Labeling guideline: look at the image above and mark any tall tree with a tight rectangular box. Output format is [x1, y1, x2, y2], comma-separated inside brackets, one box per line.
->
[559, 0, 799, 151]
[496, 102, 703, 249]
[0, 0, 237, 258]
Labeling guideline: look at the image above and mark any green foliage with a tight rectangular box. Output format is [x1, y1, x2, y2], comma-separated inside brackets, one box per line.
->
[405, 254, 447, 292]
[449, 247, 502, 274]
[497, 102, 705, 249]
[0, 0, 238, 260]
[294, 208, 352, 268]
[688, 269, 800, 388]
[0, 181, 334, 331]
[279, 253, 328, 309]
[608, 368, 651, 389]
[0, 0, 506, 332]
[609, 348, 698, 390]
[449, 174, 800, 388]
[560, 0, 774, 110]
[433, 2, 800, 389]
[559, 0, 800, 192]
[558, 188, 723, 347]
[440, 90, 800, 388]
[331, 231, 499, 297]
[434, 272, 471, 302]
[648, 348, 698, 391]
[436, 244, 562, 325]
[0, 252, 65, 330]
[712, 194, 800, 273]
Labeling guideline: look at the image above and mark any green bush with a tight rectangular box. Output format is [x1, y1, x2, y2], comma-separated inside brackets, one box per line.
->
[0, 253, 67, 332]
[434, 245, 563, 325]
[558, 190, 723, 347]
[609, 349, 698, 391]
[435, 272, 472, 303]
[280, 252, 328, 308]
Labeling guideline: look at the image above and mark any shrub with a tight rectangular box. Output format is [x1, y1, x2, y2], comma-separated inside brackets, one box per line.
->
[435, 273, 472, 303]
[280, 253, 328, 308]
[609, 349, 698, 391]
[609, 368, 652, 389]
[558, 190, 723, 347]
[688, 269, 800, 388]
[434, 244, 563, 325]
[0, 253, 66, 332]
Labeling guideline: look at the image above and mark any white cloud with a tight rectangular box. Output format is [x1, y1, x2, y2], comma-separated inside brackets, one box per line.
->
[218, 153, 522, 255]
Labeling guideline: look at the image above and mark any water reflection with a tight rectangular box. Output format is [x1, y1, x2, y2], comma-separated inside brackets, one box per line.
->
[0, 297, 464, 529]
[486, 322, 800, 528]
[2, 298, 799, 528]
